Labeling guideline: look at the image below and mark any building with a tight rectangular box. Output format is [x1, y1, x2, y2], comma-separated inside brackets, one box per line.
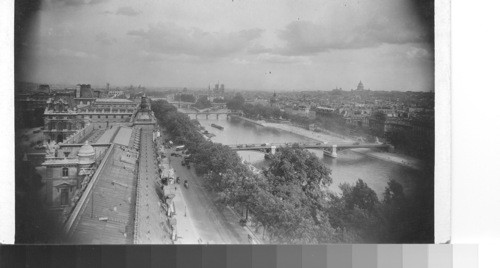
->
[39, 141, 103, 209]
[356, 81, 365, 91]
[38, 84, 51, 93]
[15, 91, 51, 128]
[43, 86, 141, 143]
[270, 91, 278, 107]
[132, 95, 157, 129]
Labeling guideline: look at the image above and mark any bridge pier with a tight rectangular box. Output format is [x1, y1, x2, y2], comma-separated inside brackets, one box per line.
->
[216, 114, 219, 119]
[206, 114, 209, 119]
[323, 145, 337, 158]
[271, 145, 276, 155]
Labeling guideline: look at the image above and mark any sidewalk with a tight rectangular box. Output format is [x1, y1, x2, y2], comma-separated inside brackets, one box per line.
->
[225, 206, 263, 244]
[169, 183, 202, 244]
[159, 155, 202, 244]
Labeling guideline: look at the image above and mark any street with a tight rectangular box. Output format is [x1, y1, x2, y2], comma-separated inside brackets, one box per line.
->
[167, 149, 245, 244]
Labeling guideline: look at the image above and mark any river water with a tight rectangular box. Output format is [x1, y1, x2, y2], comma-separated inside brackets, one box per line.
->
[188, 114, 424, 197]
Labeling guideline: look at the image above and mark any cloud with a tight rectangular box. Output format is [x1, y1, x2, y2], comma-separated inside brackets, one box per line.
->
[271, 0, 431, 56]
[45, 0, 107, 8]
[115, 6, 141, 16]
[45, 47, 98, 59]
[257, 53, 311, 65]
[127, 23, 264, 58]
[275, 19, 428, 56]
[95, 32, 116, 45]
[406, 46, 431, 60]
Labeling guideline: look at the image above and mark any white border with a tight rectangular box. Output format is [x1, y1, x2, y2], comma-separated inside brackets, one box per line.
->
[435, 0, 451, 244]
[0, 0, 15, 244]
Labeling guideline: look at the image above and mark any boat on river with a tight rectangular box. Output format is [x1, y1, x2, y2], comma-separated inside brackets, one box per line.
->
[211, 123, 224, 130]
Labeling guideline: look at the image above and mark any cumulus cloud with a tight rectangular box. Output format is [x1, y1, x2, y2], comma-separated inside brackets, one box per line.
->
[275, 19, 428, 56]
[272, 0, 431, 55]
[127, 23, 264, 58]
[115, 6, 141, 16]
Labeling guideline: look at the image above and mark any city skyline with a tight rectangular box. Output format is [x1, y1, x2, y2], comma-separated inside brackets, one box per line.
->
[17, 0, 434, 92]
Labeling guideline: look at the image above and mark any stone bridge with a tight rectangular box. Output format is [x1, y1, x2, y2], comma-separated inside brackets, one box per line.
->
[183, 111, 242, 119]
[227, 142, 393, 158]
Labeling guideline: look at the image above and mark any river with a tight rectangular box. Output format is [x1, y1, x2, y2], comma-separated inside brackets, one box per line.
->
[187, 114, 424, 198]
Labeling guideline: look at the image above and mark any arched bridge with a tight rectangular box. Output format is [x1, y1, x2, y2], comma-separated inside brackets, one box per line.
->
[227, 142, 393, 158]
[183, 111, 242, 119]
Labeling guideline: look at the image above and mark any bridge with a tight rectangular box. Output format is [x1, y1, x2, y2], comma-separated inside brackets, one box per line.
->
[183, 111, 242, 119]
[173, 101, 195, 109]
[227, 142, 393, 158]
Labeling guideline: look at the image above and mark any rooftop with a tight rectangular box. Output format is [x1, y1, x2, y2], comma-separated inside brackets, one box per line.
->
[95, 98, 133, 103]
[113, 127, 133, 147]
[67, 145, 137, 243]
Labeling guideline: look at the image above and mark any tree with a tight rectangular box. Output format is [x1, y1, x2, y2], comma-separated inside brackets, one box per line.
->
[226, 93, 245, 110]
[174, 94, 196, 103]
[339, 179, 379, 211]
[194, 96, 212, 109]
[253, 147, 335, 243]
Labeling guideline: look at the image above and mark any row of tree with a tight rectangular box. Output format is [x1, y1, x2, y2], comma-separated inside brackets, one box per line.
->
[227, 94, 313, 127]
[173, 93, 196, 103]
[152, 99, 434, 243]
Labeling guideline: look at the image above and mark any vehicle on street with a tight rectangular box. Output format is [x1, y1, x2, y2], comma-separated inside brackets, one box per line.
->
[175, 145, 185, 151]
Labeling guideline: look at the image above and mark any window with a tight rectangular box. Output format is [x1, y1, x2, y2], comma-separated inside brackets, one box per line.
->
[62, 167, 69, 177]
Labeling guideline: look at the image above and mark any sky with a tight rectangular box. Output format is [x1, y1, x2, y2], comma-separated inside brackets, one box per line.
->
[17, 0, 434, 91]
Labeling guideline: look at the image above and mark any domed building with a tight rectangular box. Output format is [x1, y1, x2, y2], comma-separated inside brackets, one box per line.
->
[356, 81, 365, 91]
[78, 141, 96, 166]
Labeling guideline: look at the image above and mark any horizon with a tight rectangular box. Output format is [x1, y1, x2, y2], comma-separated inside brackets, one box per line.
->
[17, 80, 434, 93]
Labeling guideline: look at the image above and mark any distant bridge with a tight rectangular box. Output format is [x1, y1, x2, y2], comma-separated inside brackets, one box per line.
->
[227, 142, 392, 158]
[183, 111, 242, 119]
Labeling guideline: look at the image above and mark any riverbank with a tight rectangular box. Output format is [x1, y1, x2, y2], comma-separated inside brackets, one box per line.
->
[231, 115, 265, 127]
[257, 120, 423, 170]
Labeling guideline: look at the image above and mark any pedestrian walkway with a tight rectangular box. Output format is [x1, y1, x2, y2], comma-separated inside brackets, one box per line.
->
[157, 148, 202, 244]
[168, 183, 202, 244]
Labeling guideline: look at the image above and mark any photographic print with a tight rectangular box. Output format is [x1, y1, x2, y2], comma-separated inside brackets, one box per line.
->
[14, 0, 436, 244]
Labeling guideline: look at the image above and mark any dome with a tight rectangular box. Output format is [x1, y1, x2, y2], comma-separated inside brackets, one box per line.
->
[78, 141, 95, 158]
